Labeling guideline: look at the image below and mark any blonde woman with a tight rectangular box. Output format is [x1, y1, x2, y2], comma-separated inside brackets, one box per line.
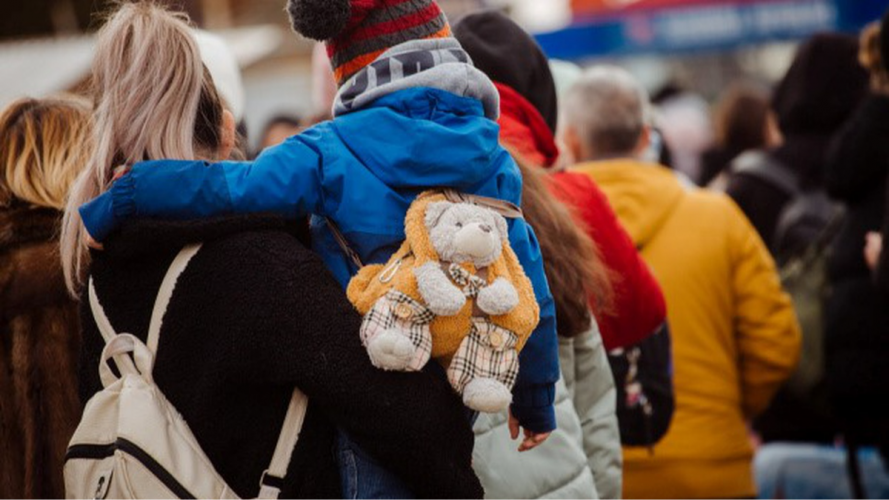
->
[0, 95, 91, 499]
[61, 4, 481, 498]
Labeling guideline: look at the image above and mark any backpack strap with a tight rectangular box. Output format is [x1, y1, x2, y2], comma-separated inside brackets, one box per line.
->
[146, 244, 203, 355]
[258, 389, 309, 499]
[442, 189, 524, 219]
[731, 151, 801, 198]
[88, 278, 139, 375]
[326, 218, 364, 269]
[325, 190, 524, 271]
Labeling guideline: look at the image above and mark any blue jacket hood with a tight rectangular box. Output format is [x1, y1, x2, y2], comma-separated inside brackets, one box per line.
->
[332, 88, 505, 191]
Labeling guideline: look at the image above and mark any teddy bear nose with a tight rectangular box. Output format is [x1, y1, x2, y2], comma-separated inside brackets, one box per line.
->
[480, 224, 492, 233]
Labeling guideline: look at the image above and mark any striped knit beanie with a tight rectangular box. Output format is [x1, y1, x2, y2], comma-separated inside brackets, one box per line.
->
[287, 0, 452, 87]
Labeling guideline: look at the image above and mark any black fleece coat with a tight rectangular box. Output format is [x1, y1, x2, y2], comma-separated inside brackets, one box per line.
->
[79, 215, 484, 499]
[823, 95, 889, 441]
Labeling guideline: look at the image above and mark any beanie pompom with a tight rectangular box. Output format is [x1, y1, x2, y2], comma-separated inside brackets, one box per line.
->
[287, 0, 351, 41]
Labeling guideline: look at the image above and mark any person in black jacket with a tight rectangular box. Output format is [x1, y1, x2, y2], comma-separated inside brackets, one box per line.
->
[724, 33, 868, 448]
[61, 4, 483, 498]
[824, 12, 889, 458]
[725, 33, 869, 252]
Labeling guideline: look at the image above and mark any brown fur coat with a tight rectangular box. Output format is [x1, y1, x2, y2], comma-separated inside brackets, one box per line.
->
[0, 207, 81, 499]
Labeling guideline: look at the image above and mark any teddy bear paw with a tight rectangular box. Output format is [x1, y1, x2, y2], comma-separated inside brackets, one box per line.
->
[477, 278, 519, 316]
[463, 378, 512, 413]
[367, 329, 417, 372]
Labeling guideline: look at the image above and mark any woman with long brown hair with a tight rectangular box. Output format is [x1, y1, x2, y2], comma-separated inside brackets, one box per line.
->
[0, 94, 91, 499]
[472, 150, 622, 499]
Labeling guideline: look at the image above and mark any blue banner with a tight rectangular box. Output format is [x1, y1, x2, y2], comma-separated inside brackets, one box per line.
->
[536, 0, 887, 60]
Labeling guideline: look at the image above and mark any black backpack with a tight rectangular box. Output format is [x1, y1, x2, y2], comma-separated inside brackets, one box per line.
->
[732, 152, 843, 399]
[607, 322, 675, 449]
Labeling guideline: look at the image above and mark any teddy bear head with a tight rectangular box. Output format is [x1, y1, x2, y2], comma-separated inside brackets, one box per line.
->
[425, 201, 510, 268]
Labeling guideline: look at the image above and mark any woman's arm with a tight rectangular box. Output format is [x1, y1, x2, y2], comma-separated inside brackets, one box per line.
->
[727, 201, 802, 418]
[79, 131, 329, 242]
[229, 233, 482, 499]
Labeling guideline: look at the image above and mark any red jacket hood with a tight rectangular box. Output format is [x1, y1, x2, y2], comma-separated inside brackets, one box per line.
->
[496, 82, 560, 169]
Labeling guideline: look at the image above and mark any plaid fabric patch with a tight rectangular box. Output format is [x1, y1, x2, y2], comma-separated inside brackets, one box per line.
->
[447, 319, 520, 394]
[360, 290, 435, 372]
[448, 264, 487, 298]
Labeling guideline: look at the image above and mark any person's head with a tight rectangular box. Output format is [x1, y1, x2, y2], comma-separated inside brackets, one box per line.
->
[259, 115, 303, 150]
[286, 0, 452, 87]
[61, 2, 237, 294]
[509, 150, 614, 338]
[453, 11, 558, 134]
[883, 9, 889, 72]
[714, 83, 780, 154]
[0, 95, 92, 211]
[773, 33, 868, 138]
[861, 18, 889, 90]
[561, 65, 652, 163]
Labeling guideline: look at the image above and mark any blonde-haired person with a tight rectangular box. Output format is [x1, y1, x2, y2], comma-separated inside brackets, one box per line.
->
[0, 94, 91, 499]
[61, 3, 482, 498]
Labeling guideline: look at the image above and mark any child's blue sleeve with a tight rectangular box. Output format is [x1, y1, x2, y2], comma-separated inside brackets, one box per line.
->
[79, 136, 326, 242]
[509, 221, 560, 434]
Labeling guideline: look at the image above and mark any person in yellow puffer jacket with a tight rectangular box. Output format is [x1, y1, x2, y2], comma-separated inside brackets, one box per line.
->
[560, 65, 802, 499]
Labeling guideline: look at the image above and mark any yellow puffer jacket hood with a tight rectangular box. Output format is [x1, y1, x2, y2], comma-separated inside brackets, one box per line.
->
[576, 160, 684, 249]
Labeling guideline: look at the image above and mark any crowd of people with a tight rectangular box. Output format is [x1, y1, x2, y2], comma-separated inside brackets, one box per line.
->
[2, 0, 889, 498]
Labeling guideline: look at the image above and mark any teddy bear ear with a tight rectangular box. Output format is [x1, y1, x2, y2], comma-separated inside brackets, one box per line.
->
[287, 0, 352, 41]
[425, 201, 453, 229]
[493, 212, 509, 241]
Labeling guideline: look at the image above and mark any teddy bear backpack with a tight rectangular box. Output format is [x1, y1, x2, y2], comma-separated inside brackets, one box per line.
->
[336, 190, 540, 414]
[65, 244, 309, 499]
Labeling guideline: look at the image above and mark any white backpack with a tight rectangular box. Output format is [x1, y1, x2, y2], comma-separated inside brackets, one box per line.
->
[65, 244, 309, 499]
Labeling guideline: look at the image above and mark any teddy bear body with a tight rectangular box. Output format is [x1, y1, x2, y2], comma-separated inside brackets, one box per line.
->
[347, 192, 540, 412]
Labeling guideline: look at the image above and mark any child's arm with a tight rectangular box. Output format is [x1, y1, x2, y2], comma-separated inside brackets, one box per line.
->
[507, 220, 560, 437]
[79, 133, 328, 242]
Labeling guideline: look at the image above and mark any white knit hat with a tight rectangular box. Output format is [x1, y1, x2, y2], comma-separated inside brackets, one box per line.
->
[194, 30, 246, 123]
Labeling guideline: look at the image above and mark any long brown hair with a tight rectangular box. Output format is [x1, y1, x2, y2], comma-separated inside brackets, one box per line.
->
[512, 150, 615, 338]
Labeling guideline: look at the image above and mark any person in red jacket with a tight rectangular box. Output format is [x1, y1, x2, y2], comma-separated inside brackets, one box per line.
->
[454, 11, 666, 350]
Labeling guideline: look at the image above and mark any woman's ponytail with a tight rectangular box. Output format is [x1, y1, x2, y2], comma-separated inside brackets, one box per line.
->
[61, 1, 224, 295]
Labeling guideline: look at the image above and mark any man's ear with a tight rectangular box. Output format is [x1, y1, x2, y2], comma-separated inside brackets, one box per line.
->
[634, 125, 652, 158]
[424, 202, 453, 229]
[218, 109, 237, 160]
[561, 125, 585, 164]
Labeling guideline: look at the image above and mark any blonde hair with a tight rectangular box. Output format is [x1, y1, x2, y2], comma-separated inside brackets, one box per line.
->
[0, 95, 92, 210]
[61, 1, 226, 294]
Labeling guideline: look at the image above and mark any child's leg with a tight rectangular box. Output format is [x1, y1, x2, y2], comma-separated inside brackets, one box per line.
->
[336, 429, 416, 500]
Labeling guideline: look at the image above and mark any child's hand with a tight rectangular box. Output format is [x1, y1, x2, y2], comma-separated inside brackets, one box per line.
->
[508, 411, 551, 452]
[85, 231, 104, 251]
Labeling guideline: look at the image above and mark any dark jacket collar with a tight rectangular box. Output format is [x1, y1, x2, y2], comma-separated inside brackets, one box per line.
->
[101, 214, 309, 261]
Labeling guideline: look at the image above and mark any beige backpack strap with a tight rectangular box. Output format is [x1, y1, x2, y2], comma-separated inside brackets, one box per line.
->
[146, 244, 203, 355]
[442, 189, 524, 219]
[258, 388, 310, 499]
[88, 278, 139, 375]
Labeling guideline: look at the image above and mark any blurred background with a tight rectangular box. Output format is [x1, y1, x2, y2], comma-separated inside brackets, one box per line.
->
[1, 0, 885, 152]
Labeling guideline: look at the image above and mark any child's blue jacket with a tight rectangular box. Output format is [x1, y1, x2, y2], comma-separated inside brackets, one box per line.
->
[80, 87, 559, 431]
